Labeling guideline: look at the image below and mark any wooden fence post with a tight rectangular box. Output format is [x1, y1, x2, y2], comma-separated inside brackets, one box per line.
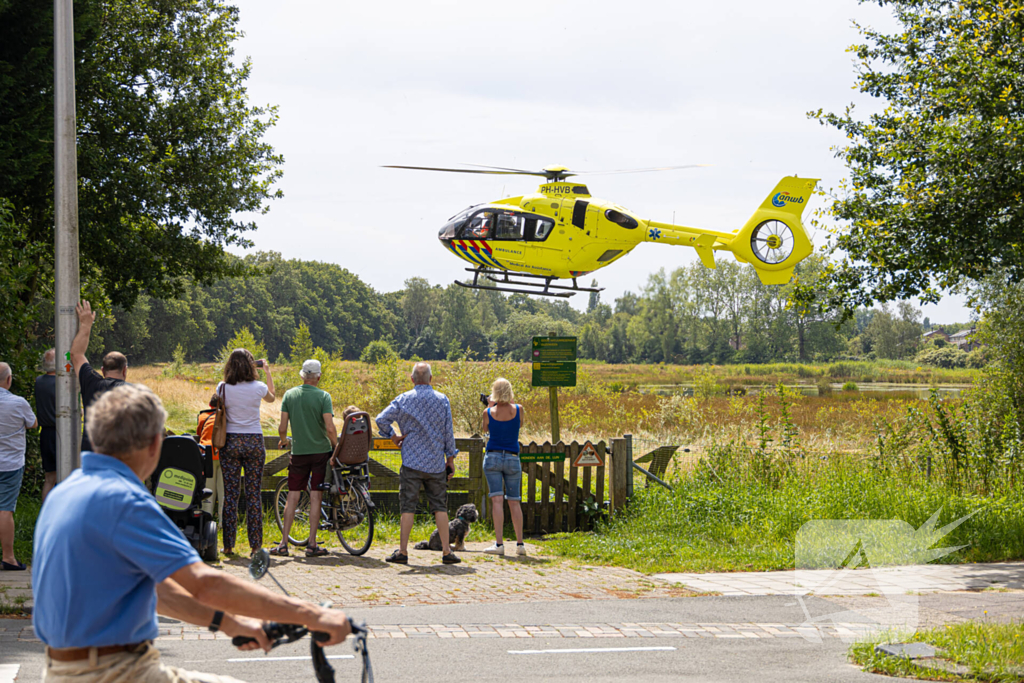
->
[467, 436, 484, 513]
[610, 437, 629, 513]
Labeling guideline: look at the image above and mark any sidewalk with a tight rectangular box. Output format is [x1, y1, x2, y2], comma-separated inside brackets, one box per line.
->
[0, 541, 693, 613]
[653, 562, 1024, 596]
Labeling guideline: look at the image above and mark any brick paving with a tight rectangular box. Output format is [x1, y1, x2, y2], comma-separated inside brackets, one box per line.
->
[0, 541, 694, 614]
[208, 541, 695, 607]
[0, 621, 874, 644]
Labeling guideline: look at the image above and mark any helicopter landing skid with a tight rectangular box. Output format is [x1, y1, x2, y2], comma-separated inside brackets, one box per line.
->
[455, 268, 604, 298]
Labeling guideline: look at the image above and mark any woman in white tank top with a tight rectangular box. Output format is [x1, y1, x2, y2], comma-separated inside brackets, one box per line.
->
[216, 348, 275, 556]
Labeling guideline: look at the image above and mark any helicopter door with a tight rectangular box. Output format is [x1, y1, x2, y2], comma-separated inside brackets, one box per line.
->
[570, 199, 599, 238]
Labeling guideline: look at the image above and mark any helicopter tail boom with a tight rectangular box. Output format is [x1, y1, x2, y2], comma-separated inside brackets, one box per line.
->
[643, 176, 818, 285]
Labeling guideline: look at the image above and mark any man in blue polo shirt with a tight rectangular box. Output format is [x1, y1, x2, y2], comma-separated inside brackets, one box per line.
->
[33, 384, 350, 682]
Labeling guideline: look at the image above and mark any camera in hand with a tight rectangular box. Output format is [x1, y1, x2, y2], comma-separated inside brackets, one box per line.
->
[479, 393, 489, 406]
[255, 360, 264, 368]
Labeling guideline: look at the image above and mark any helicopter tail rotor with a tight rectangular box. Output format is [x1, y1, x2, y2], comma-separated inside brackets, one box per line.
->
[732, 177, 818, 284]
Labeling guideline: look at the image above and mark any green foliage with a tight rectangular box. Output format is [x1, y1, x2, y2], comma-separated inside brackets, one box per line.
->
[0, 199, 51, 398]
[367, 355, 403, 418]
[0, 0, 283, 309]
[693, 366, 723, 401]
[360, 339, 398, 365]
[438, 355, 526, 434]
[290, 323, 314, 364]
[842, 381, 859, 392]
[218, 327, 267, 364]
[916, 345, 969, 369]
[805, 0, 1024, 312]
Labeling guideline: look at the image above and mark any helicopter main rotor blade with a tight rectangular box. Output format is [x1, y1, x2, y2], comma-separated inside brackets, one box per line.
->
[576, 164, 710, 175]
[381, 165, 548, 177]
[459, 163, 545, 174]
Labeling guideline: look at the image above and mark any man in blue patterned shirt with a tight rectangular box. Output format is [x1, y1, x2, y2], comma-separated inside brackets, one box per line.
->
[375, 362, 460, 565]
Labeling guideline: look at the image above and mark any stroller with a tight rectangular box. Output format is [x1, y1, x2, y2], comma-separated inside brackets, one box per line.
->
[150, 436, 219, 562]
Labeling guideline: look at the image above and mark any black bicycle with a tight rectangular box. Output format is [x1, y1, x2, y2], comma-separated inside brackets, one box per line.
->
[238, 549, 374, 682]
[274, 463, 376, 555]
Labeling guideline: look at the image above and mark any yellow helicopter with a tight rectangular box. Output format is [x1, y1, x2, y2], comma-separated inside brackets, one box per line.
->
[384, 164, 818, 298]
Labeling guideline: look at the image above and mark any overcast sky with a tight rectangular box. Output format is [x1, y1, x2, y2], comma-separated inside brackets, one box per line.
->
[231, 0, 971, 323]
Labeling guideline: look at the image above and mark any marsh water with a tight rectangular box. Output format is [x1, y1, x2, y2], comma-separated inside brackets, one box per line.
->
[638, 382, 970, 398]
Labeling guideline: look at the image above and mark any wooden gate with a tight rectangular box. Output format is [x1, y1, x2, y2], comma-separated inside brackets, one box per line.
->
[490, 438, 630, 534]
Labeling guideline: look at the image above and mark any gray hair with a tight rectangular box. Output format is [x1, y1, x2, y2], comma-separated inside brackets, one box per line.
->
[41, 348, 56, 373]
[0, 362, 10, 384]
[87, 384, 167, 457]
[411, 362, 432, 384]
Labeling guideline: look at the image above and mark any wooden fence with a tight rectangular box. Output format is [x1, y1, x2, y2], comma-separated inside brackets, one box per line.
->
[259, 436, 486, 517]
[259, 435, 635, 529]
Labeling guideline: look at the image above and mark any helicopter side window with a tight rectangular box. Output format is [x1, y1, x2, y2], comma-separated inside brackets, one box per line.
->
[495, 214, 522, 240]
[532, 217, 554, 241]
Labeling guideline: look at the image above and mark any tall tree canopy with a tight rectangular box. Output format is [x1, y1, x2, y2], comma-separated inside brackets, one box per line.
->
[0, 0, 282, 310]
[810, 0, 1024, 312]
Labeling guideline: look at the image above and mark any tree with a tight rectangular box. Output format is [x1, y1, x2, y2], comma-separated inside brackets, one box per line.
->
[807, 0, 1024, 313]
[0, 0, 283, 311]
[290, 323, 314, 364]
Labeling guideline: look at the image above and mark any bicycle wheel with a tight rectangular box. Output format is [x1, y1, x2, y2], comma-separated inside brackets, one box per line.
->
[274, 478, 313, 547]
[336, 484, 374, 556]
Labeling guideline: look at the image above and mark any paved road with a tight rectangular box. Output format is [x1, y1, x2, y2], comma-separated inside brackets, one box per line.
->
[0, 596, 941, 683]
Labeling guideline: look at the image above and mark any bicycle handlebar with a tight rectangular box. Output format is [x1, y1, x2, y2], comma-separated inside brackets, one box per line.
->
[230, 618, 371, 683]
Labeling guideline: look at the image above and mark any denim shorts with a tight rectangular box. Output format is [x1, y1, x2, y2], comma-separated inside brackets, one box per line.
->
[483, 450, 522, 501]
[0, 467, 24, 512]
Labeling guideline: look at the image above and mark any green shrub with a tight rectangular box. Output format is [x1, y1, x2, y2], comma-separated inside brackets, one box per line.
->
[359, 339, 398, 365]
[915, 345, 968, 369]
[828, 362, 856, 379]
[816, 375, 833, 396]
[965, 347, 989, 369]
[842, 381, 859, 391]
[218, 327, 268, 364]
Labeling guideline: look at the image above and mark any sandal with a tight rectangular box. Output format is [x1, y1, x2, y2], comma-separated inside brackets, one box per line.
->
[385, 549, 408, 564]
[269, 545, 290, 557]
[305, 546, 329, 558]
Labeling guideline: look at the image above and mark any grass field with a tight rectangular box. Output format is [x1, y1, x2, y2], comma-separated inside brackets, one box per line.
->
[136, 360, 968, 457]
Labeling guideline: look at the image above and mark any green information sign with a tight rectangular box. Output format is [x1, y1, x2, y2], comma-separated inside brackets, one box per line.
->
[532, 361, 577, 387]
[520, 452, 568, 463]
[532, 336, 577, 362]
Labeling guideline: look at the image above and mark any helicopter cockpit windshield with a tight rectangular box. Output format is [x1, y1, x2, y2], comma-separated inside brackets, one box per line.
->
[438, 206, 477, 240]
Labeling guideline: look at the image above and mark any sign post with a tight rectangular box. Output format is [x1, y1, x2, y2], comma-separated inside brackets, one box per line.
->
[531, 335, 577, 444]
[54, 0, 82, 480]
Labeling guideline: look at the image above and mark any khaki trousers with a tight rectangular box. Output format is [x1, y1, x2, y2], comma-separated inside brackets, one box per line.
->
[43, 642, 247, 683]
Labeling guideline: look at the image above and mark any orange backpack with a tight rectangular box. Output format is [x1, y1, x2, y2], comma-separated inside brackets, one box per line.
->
[197, 410, 220, 461]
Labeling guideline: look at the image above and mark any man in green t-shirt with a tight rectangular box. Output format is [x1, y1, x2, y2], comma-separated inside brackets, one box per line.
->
[274, 360, 338, 557]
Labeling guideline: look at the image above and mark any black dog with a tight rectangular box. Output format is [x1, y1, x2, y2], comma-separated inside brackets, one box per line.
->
[414, 503, 478, 552]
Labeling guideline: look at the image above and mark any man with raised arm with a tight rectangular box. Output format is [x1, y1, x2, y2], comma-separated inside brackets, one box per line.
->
[375, 362, 460, 565]
[32, 384, 350, 682]
[69, 301, 128, 452]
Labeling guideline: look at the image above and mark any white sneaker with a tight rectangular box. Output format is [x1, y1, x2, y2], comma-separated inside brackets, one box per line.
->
[516, 544, 527, 557]
[483, 543, 505, 555]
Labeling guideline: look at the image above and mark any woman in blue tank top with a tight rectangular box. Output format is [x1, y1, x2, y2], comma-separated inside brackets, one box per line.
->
[480, 378, 526, 556]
